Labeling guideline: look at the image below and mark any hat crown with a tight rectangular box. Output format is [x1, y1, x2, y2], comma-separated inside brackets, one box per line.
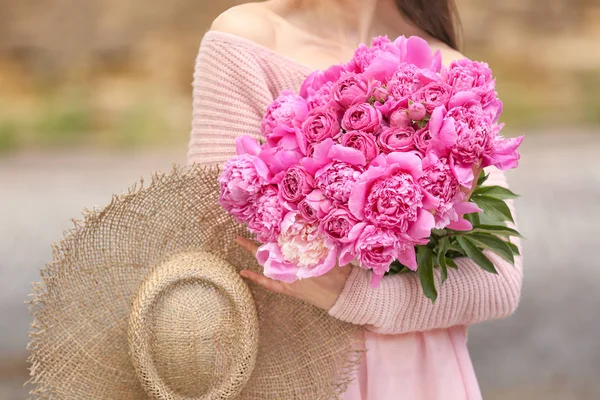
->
[128, 251, 259, 399]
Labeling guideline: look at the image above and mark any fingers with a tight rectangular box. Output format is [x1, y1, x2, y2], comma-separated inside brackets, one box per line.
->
[235, 236, 259, 255]
[240, 269, 289, 296]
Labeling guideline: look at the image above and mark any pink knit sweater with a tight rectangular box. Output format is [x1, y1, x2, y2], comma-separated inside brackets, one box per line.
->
[188, 30, 523, 335]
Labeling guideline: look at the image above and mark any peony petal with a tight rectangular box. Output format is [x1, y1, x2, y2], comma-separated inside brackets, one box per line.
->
[252, 156, 271, 181]
[404, 36, 433, 69]
[257, 243, 299, 283]
[305, 189, 325, 202]
[296, 245, 339, 279]
[408, 209, 435, 240]
[339, 243, 356, 266]
[428, 106, 446, 137]
[386, 152, 424, 179]
[369, 152, 388, 168]
[364, 52, 400, 83]
[485, 135, 523, 171]
[235, 135, 262, 156]
[280, 211, 299, 233]
[369, 270, 385, 288]
[447, 217, 473, 231]
[431, 49, 443, 72]
[454, 201, 483, 215]
[294, 128, 308, 155]
[393, 35, 408, 58]
[450, 159, 475, 188]
[439, 118, 458, 147]
[301, 139, 335, 174]
[448, 91, 480, 109]
[396, 245, 418, 271]
[348, 181, 368, 219]
[421, 189, 440, 210]
[329, 144, 367, 166]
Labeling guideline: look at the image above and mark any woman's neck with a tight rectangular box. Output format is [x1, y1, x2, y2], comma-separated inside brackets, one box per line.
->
[270, 0, 425, 47]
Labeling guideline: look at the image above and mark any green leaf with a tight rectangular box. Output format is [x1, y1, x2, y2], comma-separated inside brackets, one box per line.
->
[467, 233, 514, 264]
[439, 254, 448, 283]
[477, 171, 489, 186]
[506, 241, 521, 256]
[478, 212, 505, 226]
[445, 257, 458, 269]
[436, 237, 450, 284]
[417, 246, 437, 302]
[471, 195, 514, 223]
[456, 236, 498, 274]
[472, 185, 519, 200]
[471, 224, 524, 238]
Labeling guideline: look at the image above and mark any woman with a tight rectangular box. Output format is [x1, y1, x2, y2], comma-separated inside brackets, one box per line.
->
[188, 1, 523, 398]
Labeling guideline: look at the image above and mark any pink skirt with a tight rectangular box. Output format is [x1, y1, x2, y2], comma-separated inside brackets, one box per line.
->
[343, 326, 482, 400]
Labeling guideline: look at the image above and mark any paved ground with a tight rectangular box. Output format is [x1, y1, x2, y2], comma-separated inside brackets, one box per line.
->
[1, 130, 599, 399]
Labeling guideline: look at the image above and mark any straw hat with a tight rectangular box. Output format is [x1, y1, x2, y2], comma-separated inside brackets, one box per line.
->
[27, 165, 362, 399]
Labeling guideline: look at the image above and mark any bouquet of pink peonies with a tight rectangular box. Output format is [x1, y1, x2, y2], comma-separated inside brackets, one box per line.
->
[218, 35, 523, 301]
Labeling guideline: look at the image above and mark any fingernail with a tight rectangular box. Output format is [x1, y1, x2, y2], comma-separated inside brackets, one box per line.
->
[240, 270, 249, 278]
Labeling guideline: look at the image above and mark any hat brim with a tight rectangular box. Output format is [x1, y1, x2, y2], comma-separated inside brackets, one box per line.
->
[28, 165, 362, 399]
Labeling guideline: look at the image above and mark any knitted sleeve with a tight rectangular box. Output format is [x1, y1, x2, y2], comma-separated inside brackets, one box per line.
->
[187, 33, 273, 167]
[328, 167, 523, 334]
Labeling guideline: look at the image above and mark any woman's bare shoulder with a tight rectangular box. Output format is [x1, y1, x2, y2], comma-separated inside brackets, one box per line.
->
[209, 3, 276, 49]
[428, 40, 468, 66]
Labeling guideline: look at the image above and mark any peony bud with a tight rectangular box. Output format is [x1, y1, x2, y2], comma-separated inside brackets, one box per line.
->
[407, 102, 427, 121]
[389, 110, 412, 128]
[372, 86, 389, 103]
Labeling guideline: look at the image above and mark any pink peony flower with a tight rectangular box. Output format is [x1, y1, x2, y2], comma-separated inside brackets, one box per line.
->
[332, 73, 373, 108]
[320, 207, 358, 243]
[218, 154, 270, 222]
[298, 198, 319, 224]
[345, 43, 380, 73]
[302, 107, 341, 143]
[341, 103, 382, 134]
[443, 59, 496, 106]
[483, 135, 524, 171]
[305, 81, 336, 110]
[300, 65, 344, 99]
[339, 223, 402, 287]
[414, 127, 432, 153]
[372, 35, 396, 52]
[349, 152, 437, 240]
[418, 153, 464, 229]
[386, 63, 435, 100]
[377, 125, 416, 154]
[248, 186, 283, 242]
[261, 90, 308, 144]
[446, 97, 496, 165]
[279, 165, 314, 203]
[411, 82, 453, 113]
[315, 161, 363, 203]
[341, 131, 380, 163]
[257, 212, 338, 282]
[407, 102, 427, 121]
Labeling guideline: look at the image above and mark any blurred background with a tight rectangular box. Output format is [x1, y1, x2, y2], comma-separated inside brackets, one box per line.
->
[1, 0, 598, 398]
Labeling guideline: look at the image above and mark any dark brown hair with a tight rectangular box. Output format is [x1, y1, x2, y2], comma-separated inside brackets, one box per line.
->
[394, 0, 461, 50]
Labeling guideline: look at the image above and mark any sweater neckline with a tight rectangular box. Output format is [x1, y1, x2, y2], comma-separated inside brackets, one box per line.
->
[203, 30, 318, 75]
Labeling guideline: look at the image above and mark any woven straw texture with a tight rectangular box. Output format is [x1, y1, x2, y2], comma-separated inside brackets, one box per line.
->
[27, 165, 362, 400]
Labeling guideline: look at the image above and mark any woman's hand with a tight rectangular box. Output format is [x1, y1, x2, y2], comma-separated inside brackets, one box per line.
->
[236, 237, 352, 311]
